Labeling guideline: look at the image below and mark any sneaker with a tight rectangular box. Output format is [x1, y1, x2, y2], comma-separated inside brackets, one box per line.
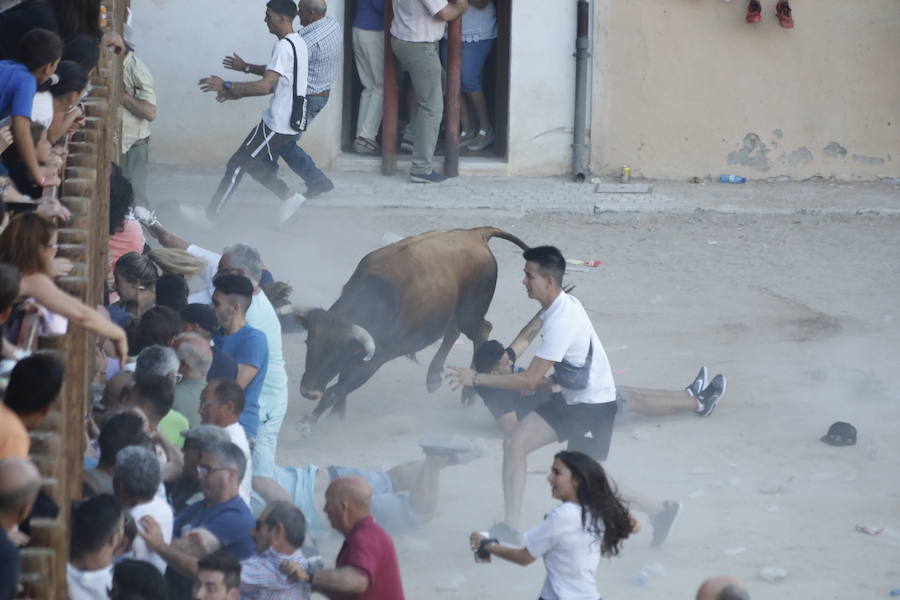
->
[685, 366, 708, 398]
[305, 179, 334, 199]
[467, 128, 495, 152]
[420, 435, 482, 464]
[278, 193, 306, 224]
[132, 206, 159, 228]
[775, 0, 793, 28]
[178, 205, 214, 229]
[695, 374, 726, 417]
[409, 170, 447, 184]
[489, 521, 521, 545]
[746, 0, 761, 23]
[649, 500, 681, 547]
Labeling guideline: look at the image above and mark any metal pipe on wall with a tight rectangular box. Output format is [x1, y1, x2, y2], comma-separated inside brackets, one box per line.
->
[573, 0, 590, 182]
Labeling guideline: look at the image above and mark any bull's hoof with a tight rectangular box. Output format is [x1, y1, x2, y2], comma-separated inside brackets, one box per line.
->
[461, 386, 476, 406]
[426, 372, 443, 393]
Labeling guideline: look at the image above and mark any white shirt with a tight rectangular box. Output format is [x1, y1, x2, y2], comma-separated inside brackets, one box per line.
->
[186, 243, 220, 305]
[130, 495, 173, 574]
[536, 292, 616, 405]
[67, 563, 113, 600]
[226, 422, 253, 506]
[523, 502, 602, 600]
[31, 91, 53, 127]
[262, 32, 309, 135]
[390, 0, 448, 42]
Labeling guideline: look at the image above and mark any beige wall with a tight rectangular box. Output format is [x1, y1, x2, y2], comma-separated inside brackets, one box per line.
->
[591, 0, 900, 180]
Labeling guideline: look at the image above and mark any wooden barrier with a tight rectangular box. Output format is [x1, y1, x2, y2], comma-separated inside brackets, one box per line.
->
[19, 1, 124, 597]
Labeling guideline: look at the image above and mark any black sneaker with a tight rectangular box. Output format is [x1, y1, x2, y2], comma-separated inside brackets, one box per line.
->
[489, 521, 521, 545]
[649, 500, 680, 547]
[409, 170, 447, 184]
[695, 374, 725, 417]
[685, 366, 708, 398]
[305, 179, 335, 198]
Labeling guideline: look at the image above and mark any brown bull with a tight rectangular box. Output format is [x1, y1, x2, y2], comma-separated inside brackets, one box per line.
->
[278, 226, 529, 422]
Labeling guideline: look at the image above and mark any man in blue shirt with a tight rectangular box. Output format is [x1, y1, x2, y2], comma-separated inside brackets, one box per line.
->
[137, 440, 255, 600]
[211, 274, 269, 439]
[0, 28, 62, 191]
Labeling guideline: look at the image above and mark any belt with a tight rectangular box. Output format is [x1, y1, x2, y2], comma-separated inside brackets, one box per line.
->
[310, 89, 330, 97]
[130, 136, 150, 147]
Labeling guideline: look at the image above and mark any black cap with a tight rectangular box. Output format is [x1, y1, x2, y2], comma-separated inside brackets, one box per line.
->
[180, 303, 217, 333]
[820, 421, 857, 446]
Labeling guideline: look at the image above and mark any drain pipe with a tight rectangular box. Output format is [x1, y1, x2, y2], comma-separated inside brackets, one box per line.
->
[572, 0, 590, 183]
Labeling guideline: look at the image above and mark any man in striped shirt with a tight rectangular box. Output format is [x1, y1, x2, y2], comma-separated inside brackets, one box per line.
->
[276, 0, 341, 199]
[240, 501, 311, 599]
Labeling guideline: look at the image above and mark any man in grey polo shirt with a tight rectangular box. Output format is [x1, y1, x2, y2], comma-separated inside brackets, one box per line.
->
[391, 0, 468, 183]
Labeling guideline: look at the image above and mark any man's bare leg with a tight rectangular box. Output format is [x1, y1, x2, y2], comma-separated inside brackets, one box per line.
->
[502, 413, 558, 530]
[386, 457, 451, 518]
[495, 412, 519, 436]
[617, 386, 697, 416]
[252, 475, 292, 504]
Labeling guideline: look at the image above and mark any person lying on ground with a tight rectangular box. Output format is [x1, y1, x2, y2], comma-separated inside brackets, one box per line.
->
[696, 575, 751, 600]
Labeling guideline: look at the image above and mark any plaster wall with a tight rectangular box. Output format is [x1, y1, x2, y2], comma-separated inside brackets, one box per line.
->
[135, 0, 582, 176]
[591, 0, 900, 180]
[135, 0, 343, 168]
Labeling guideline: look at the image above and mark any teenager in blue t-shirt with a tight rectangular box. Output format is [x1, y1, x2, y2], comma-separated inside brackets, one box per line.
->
[211, 273, 268, 438]
[0, 28, 62, 190]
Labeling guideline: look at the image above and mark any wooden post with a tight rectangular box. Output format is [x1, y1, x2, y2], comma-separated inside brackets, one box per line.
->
[444, 16, 462, 177]
[381, 0, 399, 175]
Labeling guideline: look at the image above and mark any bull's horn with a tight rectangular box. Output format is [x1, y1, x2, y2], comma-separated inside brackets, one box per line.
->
[276, 304, 316, 317]
[350, 324, 376, 361]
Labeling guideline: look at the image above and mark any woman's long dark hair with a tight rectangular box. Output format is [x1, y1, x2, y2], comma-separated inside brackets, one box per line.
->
[555, 450, 632, 557]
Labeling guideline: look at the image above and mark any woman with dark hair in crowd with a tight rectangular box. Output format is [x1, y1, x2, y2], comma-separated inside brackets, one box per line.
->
[0, 0, 123, 61]
[470, 451, 635, 600]
[47, 59, 89, 143]
[0, 212, 128, 364]
[108, 251, 157, 326]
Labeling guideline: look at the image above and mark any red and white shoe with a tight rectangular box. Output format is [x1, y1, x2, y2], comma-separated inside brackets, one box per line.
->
[746, 0, 762, 23]
[775, 0, 794, 28]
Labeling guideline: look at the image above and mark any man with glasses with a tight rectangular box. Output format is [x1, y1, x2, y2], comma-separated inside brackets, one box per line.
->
[240, 501, 310, 599]
[138, 440, 254, 600]
[199, 380, 253, 507]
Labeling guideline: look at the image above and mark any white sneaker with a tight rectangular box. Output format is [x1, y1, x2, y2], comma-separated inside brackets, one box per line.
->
[178, 204, 214, 229]
[278, 193, 306, 224]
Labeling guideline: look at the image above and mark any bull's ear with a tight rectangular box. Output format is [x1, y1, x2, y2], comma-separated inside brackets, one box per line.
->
[276, 304, 317, 329]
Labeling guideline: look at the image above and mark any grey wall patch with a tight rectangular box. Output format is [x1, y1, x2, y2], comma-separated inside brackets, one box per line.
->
[823, 142, 848, 157]
[773, 129, 784, 139]
[852, 154, 886, 166]
[785, 147, 814, 166]
[727, 133, 771, 172]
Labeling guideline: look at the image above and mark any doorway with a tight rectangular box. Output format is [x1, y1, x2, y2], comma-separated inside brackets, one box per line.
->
[340, 0, 510, 161]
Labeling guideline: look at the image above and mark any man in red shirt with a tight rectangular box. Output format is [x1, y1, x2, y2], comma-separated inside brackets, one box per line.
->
[282, 476, 405, 599]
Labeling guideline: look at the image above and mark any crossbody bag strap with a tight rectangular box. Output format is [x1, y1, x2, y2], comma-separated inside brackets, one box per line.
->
[285, 35, 299, 100]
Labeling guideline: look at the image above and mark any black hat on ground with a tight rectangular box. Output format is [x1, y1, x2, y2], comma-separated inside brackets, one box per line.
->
[820, 421, 857, 446]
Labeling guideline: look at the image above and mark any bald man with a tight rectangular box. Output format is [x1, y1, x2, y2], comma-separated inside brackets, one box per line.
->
[0, 458, 42, 599]
[282, 476, 405, 599]
[173, 332, 213, 428]
[696, 576, 750, 600]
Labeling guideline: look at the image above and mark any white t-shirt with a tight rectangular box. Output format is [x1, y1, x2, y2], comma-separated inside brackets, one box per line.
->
[130, 495, 174, 574]
[186, 243, 220, 305]
[31, 91, 53, 127]
[262, 32, 309, 135]
[536, 292, 616, 405]
[391, 0, 449, 42]
[523, 502, 602, 600]
[67, 563, 113, 600]
[226, 422, 253, 506]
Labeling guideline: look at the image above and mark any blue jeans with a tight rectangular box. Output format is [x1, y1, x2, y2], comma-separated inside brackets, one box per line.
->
[277, 94, 331, 188]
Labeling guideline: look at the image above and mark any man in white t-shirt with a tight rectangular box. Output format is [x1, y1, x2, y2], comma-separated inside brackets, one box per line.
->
[199, 379, 254, 507]
[195, 0, 309, 225]
[448, 246, 680, 546]
[67, 495, 126, 600]
[113, 445, 173, 575]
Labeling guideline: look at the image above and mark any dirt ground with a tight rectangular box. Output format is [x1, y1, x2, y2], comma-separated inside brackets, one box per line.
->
[175, 200, 900, 599]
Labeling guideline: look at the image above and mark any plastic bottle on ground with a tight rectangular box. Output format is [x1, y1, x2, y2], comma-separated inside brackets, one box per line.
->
[719, 174, 747, 183]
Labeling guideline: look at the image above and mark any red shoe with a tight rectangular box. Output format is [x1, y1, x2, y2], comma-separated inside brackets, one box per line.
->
[746, 0, 762, 23]
[776, 1, 794, 28]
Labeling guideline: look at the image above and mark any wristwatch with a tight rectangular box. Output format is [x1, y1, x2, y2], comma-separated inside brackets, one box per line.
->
[223, 81, 233, 90]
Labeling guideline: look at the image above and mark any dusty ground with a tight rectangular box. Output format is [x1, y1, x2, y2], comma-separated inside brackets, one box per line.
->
[153, 172, 900, 599]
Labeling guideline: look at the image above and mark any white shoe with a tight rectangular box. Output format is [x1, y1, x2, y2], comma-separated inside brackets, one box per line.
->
[278, 193, 306, 224]
[178, 205, 214, 229]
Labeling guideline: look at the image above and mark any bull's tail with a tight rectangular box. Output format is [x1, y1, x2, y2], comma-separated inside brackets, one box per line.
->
[476, 226, 530, 251]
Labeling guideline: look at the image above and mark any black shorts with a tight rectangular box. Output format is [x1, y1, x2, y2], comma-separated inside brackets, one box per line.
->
[535, 392, 618, 461]
[477, 387, 551, 421]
